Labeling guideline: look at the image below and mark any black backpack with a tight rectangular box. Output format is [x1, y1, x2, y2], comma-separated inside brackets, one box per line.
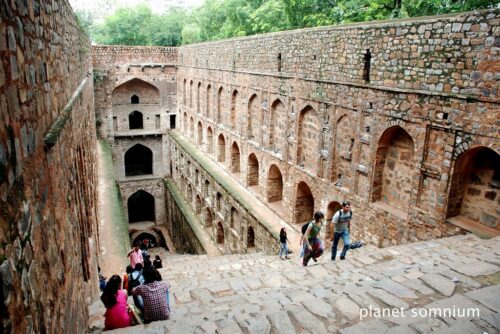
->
[128, 271, 141, 294]
[301, 221, 312, 235]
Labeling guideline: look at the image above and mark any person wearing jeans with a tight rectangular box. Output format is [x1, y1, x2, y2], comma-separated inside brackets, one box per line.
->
[330, 201, 352, 260]
[279, 228, 290, 259]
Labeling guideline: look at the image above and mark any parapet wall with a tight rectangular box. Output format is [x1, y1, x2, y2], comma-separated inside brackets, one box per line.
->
[179, 10, 498, 100]
[93, 45, 178, 69]
[0, 1, 99, 332]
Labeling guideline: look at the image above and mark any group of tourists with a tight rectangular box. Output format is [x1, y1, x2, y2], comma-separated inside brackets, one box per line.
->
[279, 201, 360, 266]
[100, 243, 172, 331]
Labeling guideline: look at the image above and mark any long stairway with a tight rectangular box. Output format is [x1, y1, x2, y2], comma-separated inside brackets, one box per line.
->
[90, 234, 500, 333]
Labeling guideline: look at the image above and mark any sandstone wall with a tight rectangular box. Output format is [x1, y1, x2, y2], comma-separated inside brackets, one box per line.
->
[176, 9, 500, 246]
[0, 1, 98, 332]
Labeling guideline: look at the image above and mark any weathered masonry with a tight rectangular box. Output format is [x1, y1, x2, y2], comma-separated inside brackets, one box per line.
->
[0, 1, 99, 333]
[176, 10, 500, 247]
[94, 10, 500, 256]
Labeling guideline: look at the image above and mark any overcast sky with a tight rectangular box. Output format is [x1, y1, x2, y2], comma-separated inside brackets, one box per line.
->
[70, 0, 204, 19]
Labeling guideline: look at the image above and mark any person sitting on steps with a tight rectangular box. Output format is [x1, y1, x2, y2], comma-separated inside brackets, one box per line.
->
[132, 266, 172, 323]
[101, 275, 132, 330]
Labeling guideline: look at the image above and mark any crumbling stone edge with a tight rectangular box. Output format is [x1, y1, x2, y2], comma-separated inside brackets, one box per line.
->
[169, 132, 281, 241]
[43, 72, 92, 150]
[164, 178, 221, 256]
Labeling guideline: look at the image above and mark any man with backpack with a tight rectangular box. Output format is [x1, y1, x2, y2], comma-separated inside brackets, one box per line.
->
[330, 201, 352, 261]
[128, 263, 145, 312]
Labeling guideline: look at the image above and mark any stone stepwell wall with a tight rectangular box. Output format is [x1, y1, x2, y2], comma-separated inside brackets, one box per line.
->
[93, 45, 178, 69]
[179, 9, 499, 100]
[0, 1, 99, 333]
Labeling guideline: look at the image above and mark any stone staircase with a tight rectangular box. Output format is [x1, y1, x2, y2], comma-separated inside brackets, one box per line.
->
[89, 234, 500, 334]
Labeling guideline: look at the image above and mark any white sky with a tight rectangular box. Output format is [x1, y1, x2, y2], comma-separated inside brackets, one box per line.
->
[70, 0, 204, 21]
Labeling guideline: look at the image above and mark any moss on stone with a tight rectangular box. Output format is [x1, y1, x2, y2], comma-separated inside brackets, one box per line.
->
[164, 178, 219, 255]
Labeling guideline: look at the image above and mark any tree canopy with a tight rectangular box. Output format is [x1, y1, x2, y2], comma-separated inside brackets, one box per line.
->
[77, 0, 499, 46]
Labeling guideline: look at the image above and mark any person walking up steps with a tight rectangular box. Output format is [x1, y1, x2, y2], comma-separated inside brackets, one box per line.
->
[279, 228, 290, 260]
[302, 211, 324, 267]
[331, 201, 352, 261]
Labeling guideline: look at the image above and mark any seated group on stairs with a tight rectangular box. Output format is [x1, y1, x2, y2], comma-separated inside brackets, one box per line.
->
[99, 243, 172, 331]
[280, 201, 362, 267]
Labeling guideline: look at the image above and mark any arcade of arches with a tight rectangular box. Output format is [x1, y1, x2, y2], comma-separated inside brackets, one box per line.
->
[92, 12, 500, 258]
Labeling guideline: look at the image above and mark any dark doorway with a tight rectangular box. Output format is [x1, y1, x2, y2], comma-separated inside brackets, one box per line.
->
[170, 114, 176, 129]
[131, 95, 139, 104]
[125, 144, 153, 176]
[128, 190, 155, 223]
[129, 111, 143, 129]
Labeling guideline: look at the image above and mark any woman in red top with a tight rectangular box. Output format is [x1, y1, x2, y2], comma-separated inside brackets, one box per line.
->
[101, 275, 132, 330]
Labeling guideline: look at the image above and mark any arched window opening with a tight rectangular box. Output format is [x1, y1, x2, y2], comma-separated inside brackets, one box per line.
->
[247, 226, 255, 248]
[129, 111, 143, 129]
[218, 134, 226, 162]
[128, 190, 155, 223]
[372, 126, 414, 213]
[217, 222, 224, 244]
[231, 142, 240, 173]
[294, 181, 314, 224]
[131, 95, 139, 104]
[267, 164, 283, 202]
[447, 147, 499, 229]
[247, 153, 259, 187]
[125, 144, 153, 176]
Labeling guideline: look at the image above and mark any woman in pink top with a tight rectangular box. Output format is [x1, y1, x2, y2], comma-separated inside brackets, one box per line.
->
[101, 275, 132, 330]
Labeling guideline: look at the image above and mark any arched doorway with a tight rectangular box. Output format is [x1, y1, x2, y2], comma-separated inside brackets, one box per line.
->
[247, 153, 259, 187]
[189, 117, 194, 139]
[128, 190, 155, 223]
[206, 84, 212, 118]
[294, 181, 314, 224]
[270, 99, 285, 153]
[195, 195, 202, 214]
[447, 147, 499, 229]
[372, 126, 415, 212]
[218, 134, 226, 162]
[124, 144, 153, 176]
[129, 111, 143, 129]
[131, 95, 139, 104]
[231, 90, 238, 130]
[267, 164, 283, 202]
[247, 226, 255, 248]
[231, 142, 240, 173]
[230, 207, 239, 229]
[217, 222, 224, 244]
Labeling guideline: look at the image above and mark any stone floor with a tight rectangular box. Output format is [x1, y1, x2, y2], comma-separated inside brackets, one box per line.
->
[89, 234, 500, 334]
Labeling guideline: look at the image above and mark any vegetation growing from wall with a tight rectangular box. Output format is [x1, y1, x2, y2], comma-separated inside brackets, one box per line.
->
[77, 0, 498, 46]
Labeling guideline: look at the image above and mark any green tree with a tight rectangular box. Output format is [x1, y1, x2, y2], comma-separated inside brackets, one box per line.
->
[74, 9, 95, 38]
[94, 5, 153, 45]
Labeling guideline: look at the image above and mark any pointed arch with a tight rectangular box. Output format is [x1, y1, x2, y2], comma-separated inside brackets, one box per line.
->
[297, 105, 320, 173]
[447, 146, 499, 228]
[218, 134, 226, 162]
[231, 90, 238, 130]
[206, 84, 212, 118]
[294, 181, 314, 224]
[129, 111, 143, 129]
[247, 94, 258, 140]
[197, 82, 202, 113]
[189, 80, 193, 108]
[217, 222, 224, 244]
[267, 164, 283, 202]
[124, 144, 153, 176]
[247, 153, 259, 187]
[207, 126, 214, 154]
[128, 190, 155, 223]
[217, 87, 223, 123]
[231, 142, 240, 173]
[372, 126, 415, 212]
[197, 121, 203, 146]
[189, 117, 194, 139]
[270, 99, 285, 153]
[112, 78, 159, 105]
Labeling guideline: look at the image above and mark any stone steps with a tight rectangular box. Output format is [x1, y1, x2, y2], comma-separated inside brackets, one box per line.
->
[92, 234, 500, 334]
